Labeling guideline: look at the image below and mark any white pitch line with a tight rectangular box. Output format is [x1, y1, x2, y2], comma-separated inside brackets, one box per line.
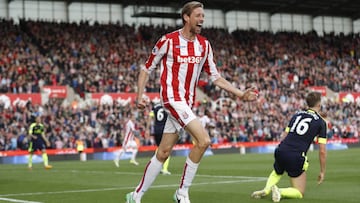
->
[0, 197, 42, 203]
[65, 169, 265, 180]
[0, 177, 266, 198]
[1, 168, 266, 181]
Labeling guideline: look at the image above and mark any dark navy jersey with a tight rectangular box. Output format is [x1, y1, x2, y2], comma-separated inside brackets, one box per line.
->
[152, 103, 167, 134]
[28, 122, 45, 143]
[278, 109, 327, 153]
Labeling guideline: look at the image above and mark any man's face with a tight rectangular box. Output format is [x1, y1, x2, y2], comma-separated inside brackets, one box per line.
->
[187, 7, 204, 35]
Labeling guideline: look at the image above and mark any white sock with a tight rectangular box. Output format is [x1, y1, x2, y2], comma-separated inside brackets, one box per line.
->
[131, 148, 138, 161]
[133, 155, 162, 200]
[114, 149, 124, 161]
[178, 156, 199, 196]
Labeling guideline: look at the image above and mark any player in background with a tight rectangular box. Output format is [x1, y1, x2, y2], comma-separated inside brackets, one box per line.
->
[199, 108, 212, 129]
[114, 114, 139, 167]
[251, 91, 327, 202]
[125, 1, 258, 203]
[28, 115, 52, 169]
[150, 102, 171, 175]
[75, 137, 86, 161]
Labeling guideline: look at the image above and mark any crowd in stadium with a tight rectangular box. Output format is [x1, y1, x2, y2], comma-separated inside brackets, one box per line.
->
[0, 18, 359, 151]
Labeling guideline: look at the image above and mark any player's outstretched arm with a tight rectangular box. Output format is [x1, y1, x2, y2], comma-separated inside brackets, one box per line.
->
[212, 77, 258, 101]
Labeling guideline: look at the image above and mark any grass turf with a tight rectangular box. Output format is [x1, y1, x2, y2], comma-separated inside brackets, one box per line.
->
[0, 148, 359, 203]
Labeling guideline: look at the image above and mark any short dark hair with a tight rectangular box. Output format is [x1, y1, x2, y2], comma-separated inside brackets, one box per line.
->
[306, 92, 321, 108]
[181, 1, 203, 25]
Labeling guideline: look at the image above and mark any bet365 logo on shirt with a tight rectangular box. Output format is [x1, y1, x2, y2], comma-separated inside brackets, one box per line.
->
[177, 55, 203, 64]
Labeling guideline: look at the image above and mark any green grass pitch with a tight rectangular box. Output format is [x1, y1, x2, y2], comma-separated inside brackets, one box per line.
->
[0, 148, 359, 203]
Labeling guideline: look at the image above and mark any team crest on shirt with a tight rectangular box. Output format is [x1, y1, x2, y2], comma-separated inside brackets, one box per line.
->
[181, 111, 189, 119]
[152, 47, 159, 55]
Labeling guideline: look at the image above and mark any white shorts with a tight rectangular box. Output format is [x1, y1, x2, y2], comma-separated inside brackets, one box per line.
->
[123, 140, 138, 150]
[163, 101, 197, 133]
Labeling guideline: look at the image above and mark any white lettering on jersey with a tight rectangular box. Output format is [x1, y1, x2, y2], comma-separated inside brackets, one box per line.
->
[177, 55, 203, 64]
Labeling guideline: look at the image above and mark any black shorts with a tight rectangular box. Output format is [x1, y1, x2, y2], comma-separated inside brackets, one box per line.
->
[154, 131, 163, 146]
[273, 148, 308, 177]
[28, 141, 46, 152]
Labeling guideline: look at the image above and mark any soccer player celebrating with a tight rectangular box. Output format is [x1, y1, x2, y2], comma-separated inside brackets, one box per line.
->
[251, 91, 327, 202]
[28, 115, 52, 169]
[125, 1, 258, 203]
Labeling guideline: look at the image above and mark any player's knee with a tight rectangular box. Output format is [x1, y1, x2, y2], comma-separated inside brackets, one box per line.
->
[156, 148, 171, 162]
[196, 137, 211, 150]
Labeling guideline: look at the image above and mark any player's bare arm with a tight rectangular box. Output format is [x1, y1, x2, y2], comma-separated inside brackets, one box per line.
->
[28, 132, 37, 140]
[279, 131, 288, 141]
[137, 69, 150, 109]
[212, 77, 258, 101]
[318, 143, 327, 184]
[42, 133, 50, 147]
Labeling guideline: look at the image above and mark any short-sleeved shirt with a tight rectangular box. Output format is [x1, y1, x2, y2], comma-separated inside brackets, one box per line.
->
[28, 122, 46, 151]
[143, 30, 221, 108]
[28, 122, 45, 143]
[278, 109, 327, 153]
[274, 109, 327, 177]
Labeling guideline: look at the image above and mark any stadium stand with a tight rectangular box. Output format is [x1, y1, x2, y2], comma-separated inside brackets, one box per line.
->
[0, 18, 359, 151]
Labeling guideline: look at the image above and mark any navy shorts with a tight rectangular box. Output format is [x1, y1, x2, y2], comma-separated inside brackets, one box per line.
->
[154, 130, 163, 146]
[28, 141, 46, 152]
[273, 148, 308, 177]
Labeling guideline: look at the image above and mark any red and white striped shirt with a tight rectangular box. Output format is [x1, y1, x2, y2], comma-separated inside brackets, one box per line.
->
[123, 119, 135, 146]
[143, 30, 220, 107]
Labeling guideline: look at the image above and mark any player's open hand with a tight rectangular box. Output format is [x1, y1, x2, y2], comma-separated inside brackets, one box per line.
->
[317, 172, 325, 185]
[242, 87, 259, 102]
[137, 95, 149, 110]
